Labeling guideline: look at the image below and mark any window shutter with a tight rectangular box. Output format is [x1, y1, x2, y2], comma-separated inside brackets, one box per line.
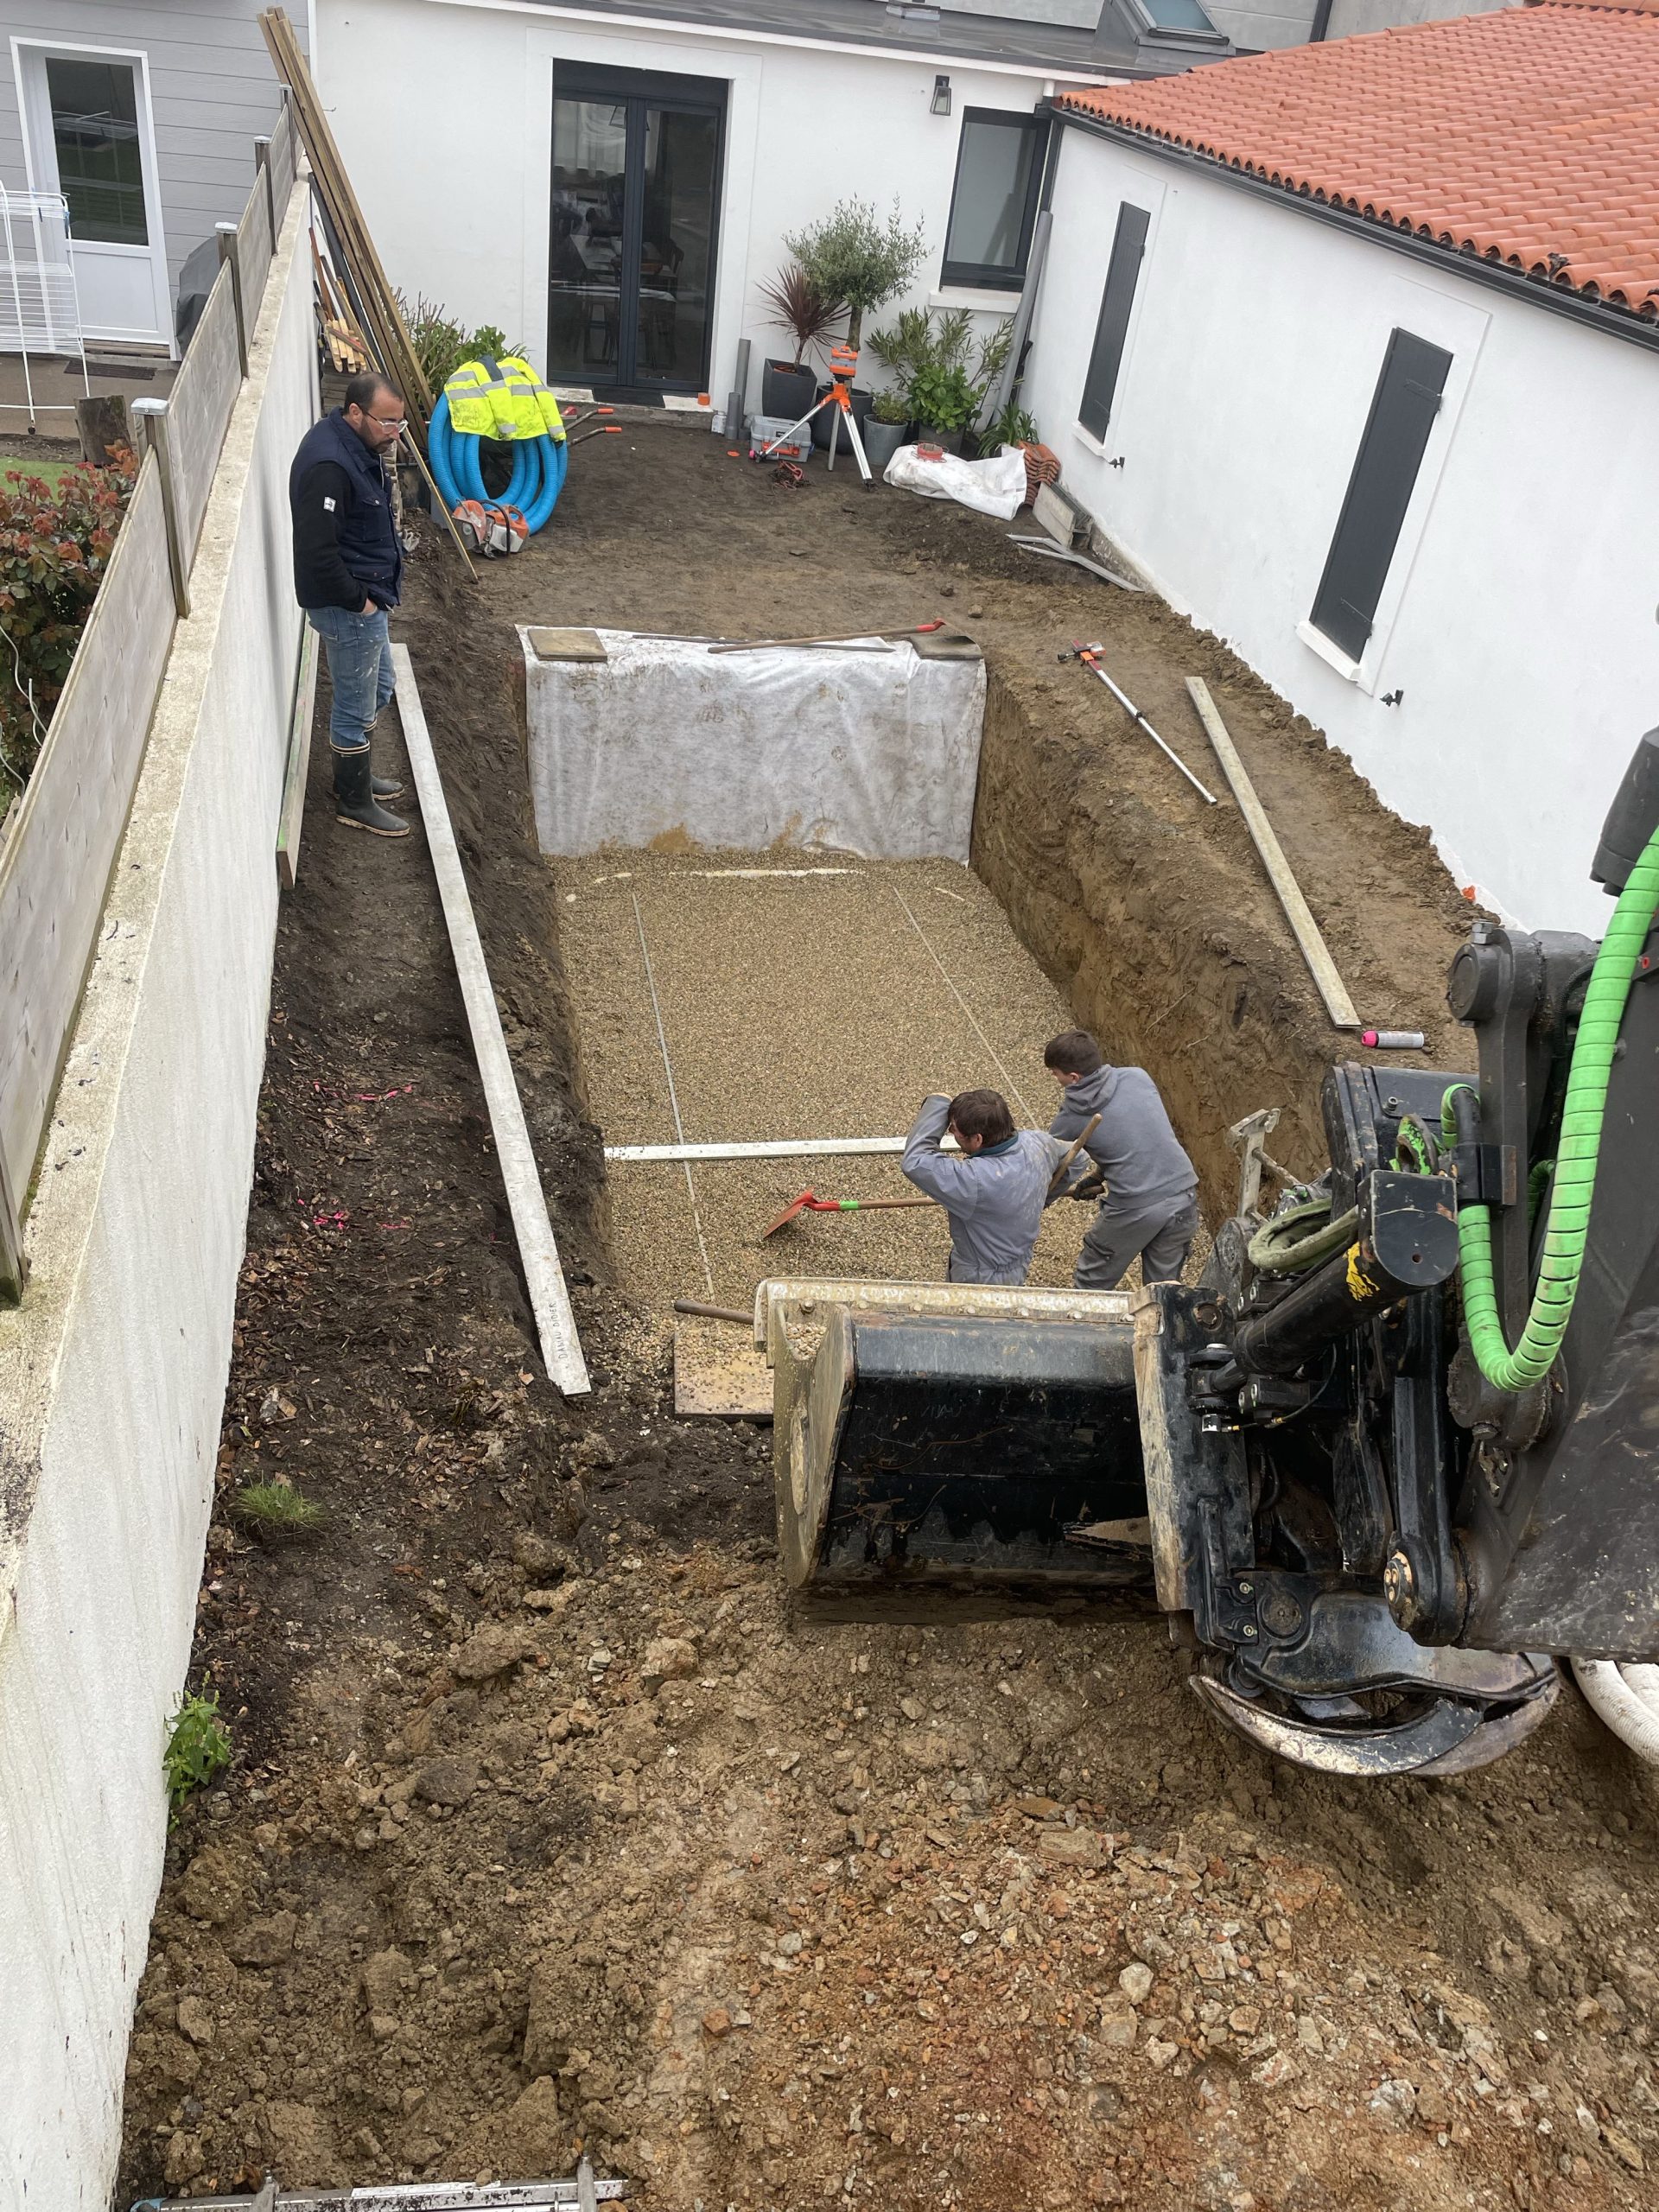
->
[1078, 202, 1150, 440]
[1309, 328, 1452, 662]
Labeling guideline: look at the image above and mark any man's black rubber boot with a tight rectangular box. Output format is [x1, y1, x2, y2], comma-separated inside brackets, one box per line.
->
[334, 746, 410, 836]
[362, 716, 404, 799]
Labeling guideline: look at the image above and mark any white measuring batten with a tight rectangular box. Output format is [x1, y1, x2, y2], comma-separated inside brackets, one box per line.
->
[392, 646, 590, 1395]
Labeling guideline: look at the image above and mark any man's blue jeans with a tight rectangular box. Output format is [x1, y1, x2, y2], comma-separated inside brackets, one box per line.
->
[306, 602, 392, 754]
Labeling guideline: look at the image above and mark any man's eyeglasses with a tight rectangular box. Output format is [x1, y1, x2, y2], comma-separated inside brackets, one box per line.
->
[367, 412, 407, 432]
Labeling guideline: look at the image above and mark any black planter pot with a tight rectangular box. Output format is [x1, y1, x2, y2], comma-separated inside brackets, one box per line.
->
[760, 359, 817, 421]
[811, 381, 873, 450]
[915, 425, 965, 457]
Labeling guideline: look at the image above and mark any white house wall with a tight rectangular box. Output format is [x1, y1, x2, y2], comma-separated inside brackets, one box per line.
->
[315, 0, 1059, 422]
[1022, 124, 1659, 938]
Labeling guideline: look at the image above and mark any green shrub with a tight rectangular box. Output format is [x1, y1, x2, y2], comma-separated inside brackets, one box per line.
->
[232, 1478, 326, 1536]
[397, 293, 526, 395]
[163, 1690, 231, 1827]
[870, 389, 910, 427]
[980, 398, 1039, 452]
[0, 448, 136, 791]
[906, 362, 980, 435]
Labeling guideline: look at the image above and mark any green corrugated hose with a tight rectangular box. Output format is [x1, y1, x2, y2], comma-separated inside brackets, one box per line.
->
[1442, 823, 1659, 1390]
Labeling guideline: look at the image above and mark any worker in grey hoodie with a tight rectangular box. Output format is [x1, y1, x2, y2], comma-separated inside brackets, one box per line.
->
[901, 1089, 1071, 1286]
[1045, 1028, 1199, 1290]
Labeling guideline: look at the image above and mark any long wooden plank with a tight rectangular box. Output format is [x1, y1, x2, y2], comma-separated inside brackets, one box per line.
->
[275, 620, 318, 891]
[391, 646, 589, 1396]
[1185, 677, 1362, 1031]
[258, 10, 434, 422]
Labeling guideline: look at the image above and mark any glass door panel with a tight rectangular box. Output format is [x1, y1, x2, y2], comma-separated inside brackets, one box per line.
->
[548, 98, 628, 383]
[44, 55, 148, 245]
[549, 69, 722, 396]
[635, 106, 717, 388]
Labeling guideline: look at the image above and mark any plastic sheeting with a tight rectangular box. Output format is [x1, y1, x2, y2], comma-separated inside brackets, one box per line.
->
[883, 442, 1028, 520]
[521, 629, 987, 860]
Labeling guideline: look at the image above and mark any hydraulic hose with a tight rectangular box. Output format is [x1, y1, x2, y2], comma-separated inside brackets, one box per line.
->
[428, 393, 567, 534]
[1443, 817, 1659, 1391]
[1572, 1660, 1659, 1767]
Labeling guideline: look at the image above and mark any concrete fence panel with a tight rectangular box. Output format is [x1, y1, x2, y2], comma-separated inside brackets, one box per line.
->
[0, 461, 175, 1253]
[269, 100, 298, 212]
[0, 172, 315, 2209]
[237, 175, 276, 315]
[168, 269, 244, 565]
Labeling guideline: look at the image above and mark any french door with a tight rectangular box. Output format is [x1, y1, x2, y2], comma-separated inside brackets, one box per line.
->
[548, 64, 724, 397]
[16, 42, 171, 348]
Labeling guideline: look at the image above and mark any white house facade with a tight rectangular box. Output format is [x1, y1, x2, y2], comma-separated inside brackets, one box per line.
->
[306, 0, 1210, 423]
[1019, 6, 1659, 938]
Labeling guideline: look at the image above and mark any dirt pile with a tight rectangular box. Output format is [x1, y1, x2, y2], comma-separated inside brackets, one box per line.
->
[119, 425, 1658, 2209]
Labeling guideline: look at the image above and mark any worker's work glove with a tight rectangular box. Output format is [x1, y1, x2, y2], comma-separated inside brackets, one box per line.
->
[1068, 1169, 1106, 1203]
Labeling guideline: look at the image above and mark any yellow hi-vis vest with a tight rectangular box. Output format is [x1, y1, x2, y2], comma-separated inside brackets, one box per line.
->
[443, 355, 566, 441]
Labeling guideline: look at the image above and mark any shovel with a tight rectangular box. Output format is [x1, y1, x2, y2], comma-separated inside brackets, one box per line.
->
[761, 1189, 938, 1239]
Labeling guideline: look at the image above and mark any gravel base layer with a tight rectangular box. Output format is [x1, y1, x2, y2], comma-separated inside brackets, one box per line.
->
[554, 847, 1136, 1310]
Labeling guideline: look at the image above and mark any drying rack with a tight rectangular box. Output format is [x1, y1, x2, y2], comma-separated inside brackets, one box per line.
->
[0, 186, 92, 430]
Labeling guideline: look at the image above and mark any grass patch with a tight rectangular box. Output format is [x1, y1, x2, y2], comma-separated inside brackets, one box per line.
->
[2, 456, 80, 493]
[163, 1691, 231, 1827]
[232, 1478, 327, 1535]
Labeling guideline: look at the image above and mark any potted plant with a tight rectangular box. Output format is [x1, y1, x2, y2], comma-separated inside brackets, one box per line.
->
[786, 199, 926, 447]
[757, 262, 843, 421]
[861, 389, 911, 470]
[906, 361, 980, 456]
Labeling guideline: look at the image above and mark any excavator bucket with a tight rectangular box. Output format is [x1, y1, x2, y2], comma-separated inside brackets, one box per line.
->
[764, 1281, 1149, 1599]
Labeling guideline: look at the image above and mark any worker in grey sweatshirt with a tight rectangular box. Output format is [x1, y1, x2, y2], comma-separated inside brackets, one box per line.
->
[1045, 1028, 1200, 1290]
[901, 1090, 1071, 1286]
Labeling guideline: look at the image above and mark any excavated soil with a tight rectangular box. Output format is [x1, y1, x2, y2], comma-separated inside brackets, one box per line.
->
[119, 423, 1657, 2210]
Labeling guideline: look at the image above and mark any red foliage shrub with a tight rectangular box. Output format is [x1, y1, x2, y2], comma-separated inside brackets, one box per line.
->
[0, 447, 137, 795]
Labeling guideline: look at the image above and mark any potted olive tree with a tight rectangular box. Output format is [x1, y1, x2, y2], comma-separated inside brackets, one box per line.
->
[787, 199, 926, 450]
[758, 263, 844, 421]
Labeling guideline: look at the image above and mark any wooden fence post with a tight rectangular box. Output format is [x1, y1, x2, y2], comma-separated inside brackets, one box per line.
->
[131, 399, 191, 619]
[216, 221, 249, 378]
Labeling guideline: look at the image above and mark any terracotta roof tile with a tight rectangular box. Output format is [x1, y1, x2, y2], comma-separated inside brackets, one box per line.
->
[1055, 3, 1659, 320]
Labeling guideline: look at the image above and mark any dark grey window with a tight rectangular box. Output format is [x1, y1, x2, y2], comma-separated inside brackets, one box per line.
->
[940, 110, 1049, 292]
[1123, 0, 1225, 37]
[1310, 327, 1452, 661]
[1078, 201, 1149, 441]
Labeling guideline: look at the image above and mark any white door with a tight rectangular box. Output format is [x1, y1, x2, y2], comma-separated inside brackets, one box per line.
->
[13, 41, 171, 349]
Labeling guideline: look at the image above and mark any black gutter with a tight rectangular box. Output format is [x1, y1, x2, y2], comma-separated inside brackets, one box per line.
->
[1309, 0, 1334, 41]
[1046, 102, 1659, 358]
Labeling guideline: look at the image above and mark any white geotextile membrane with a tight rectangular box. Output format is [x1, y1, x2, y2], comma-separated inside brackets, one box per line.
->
[521, 629, 987, 861]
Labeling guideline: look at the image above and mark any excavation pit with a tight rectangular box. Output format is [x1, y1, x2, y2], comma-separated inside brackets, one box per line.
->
[525, 627, 1211, 1346]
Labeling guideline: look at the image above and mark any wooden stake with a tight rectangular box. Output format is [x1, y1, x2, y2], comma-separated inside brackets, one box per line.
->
[1185, 677, 1361, 1031]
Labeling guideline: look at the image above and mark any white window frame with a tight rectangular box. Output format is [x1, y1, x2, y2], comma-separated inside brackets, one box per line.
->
[10, 36, 172, 353]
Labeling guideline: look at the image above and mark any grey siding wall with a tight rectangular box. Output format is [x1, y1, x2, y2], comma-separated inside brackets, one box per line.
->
[1323, 0, 1507, 33]
[1201, 0, 1319, 48]
[0, 0, 303, 302]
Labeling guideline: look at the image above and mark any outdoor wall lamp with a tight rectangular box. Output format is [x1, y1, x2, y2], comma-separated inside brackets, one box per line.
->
[931, 74, 952, 116]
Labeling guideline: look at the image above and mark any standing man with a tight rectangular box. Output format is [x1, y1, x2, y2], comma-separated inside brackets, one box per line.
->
[1045, 1029, 1199, 1290]
[901, 1089, 1071, 1287]
[289, 373, 410, 837]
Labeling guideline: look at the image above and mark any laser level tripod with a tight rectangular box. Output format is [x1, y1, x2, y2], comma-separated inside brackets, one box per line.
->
[760, 342, 874, 486]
